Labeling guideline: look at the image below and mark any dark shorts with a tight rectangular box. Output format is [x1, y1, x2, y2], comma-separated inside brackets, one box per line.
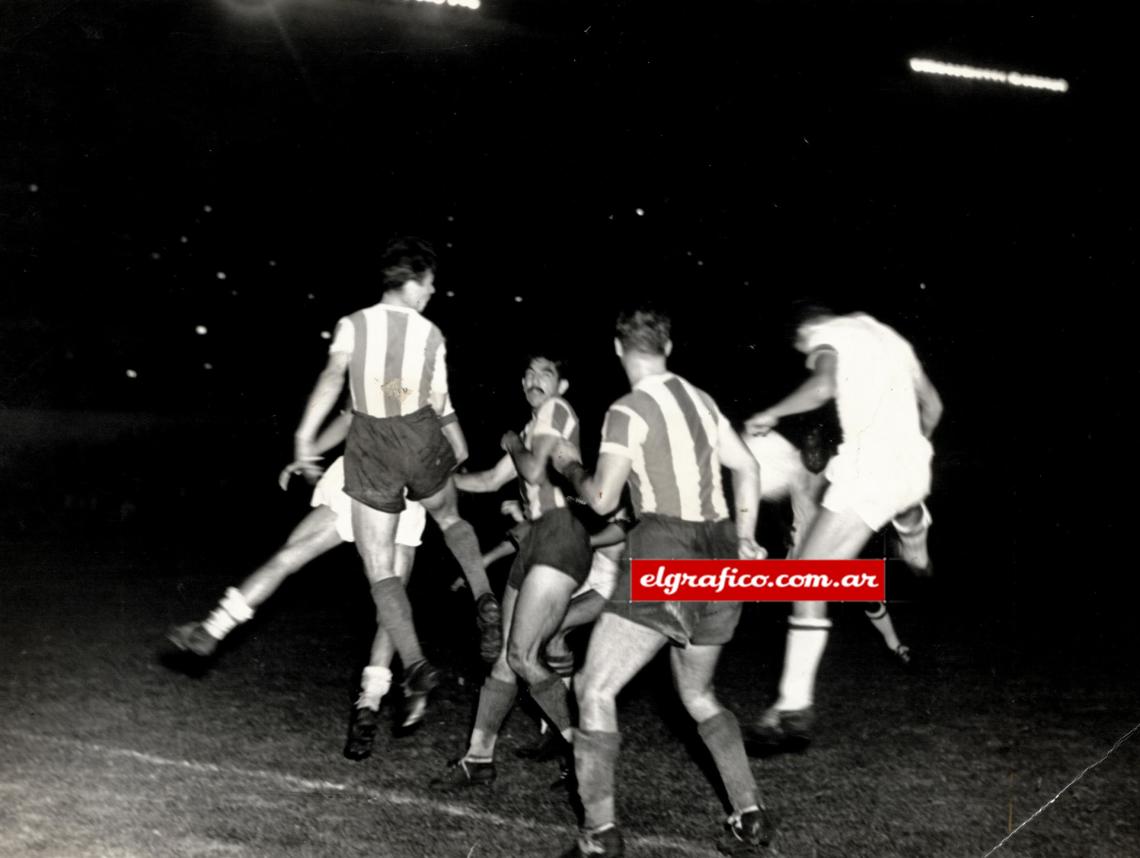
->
[343, 406, 457, 514]
[605, 514, 743, 647]
[507, 507, 592, 591]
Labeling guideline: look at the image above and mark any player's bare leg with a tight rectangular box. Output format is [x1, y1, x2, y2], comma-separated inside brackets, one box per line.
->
[892, 502, 933, 574]
[543, 589, 607, 682]
[421, 478, 503, 663]
[355, 501, 439, 723]
[565, 613, 667, 856]
[430, 584, 519, 790]
[748, 507, 873, 754]
[167, 506, 343, 658]
[672, 644, 773, 853]
[345, 544, 416, 760]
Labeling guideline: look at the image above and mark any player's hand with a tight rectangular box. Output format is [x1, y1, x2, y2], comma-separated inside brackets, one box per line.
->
[744, 412, 779, 437]
[500, 430, 522, 453]
[499, 499, 525, 522]
[737, 537, 767, 560]
[550, 438, 583, 475]
[279, 458, 324, 490]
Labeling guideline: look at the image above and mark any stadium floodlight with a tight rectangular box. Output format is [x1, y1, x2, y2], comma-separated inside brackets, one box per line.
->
[909, 57, 1069, 93]
[406, 0, 481, 9]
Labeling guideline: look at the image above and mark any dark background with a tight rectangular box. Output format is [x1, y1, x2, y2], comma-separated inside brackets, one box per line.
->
[1, 0, 1135, 654]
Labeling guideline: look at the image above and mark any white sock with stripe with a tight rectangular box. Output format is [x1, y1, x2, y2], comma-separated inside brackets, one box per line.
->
[201, 587, 254, 640]
[864, 603, 901, 652]
[775, 617, 832, 711]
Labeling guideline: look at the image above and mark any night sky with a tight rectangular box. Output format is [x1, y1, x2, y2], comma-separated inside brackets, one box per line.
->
[2, 1, 1137, 613]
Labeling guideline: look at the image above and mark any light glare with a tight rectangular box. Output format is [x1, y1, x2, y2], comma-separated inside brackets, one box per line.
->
[909, 57, 1068, 93]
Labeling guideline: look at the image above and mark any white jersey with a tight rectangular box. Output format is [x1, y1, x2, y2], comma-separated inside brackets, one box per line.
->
[804, 314, 931, 476]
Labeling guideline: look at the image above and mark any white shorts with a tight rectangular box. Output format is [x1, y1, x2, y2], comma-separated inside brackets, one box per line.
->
[821, 440, 932, 532]
[311, 457, 427, 548]
[572, 546, 620, 600]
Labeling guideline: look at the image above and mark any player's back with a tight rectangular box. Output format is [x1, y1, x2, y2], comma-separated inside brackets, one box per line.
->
[810, 314, 923, 448]
[603, 372, 729, 523]
[333, 302, 447, 419]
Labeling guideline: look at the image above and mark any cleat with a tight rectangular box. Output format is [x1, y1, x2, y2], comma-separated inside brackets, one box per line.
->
[429, 757, 496, 791]
[515, 728, 566, 762]
[166, 623, 219, 658]
[892, 644, 914, 670]
[475, 593, 504, 664]
[344, 707, 379, 761]
[399, 659, 440, 732]
[717, 807, 775, 855]
[556, 825, 624, 857]
[744, 706, 815, 756]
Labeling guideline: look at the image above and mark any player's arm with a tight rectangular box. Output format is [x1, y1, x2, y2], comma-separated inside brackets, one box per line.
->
[313, 410, 352, 455]
[745, 351, 837, 435]
[718, 415, 765, 559]
[589, 522, 628, 549]
[439, 410, 469, 468]
[482, 539, 518, 567]
[454, 454, 517, 493]
[294, 351, 351, 473]
[915, 369, 943, 438]
[554, 448, 631, 517]
[502, 431, 557, 485]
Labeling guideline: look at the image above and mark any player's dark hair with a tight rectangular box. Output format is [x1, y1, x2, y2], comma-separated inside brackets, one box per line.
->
[379, 236, 437, 293]
[786, 299, 835, 342]
[799, 410, 841, 475]
[616, 304, 672, 356]
[524, 352, 570, 381]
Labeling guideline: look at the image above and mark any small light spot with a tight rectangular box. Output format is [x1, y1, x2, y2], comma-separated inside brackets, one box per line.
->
[919, 282, 927, 290]
[203, 204, 213, 213]
[697, 260, 704, 267]
[230, 290, 238, 296]
[195, 325, 208, 335]
[446, 290, 455, 297]
[635, 207, 645, 216]
[514, 296, 523, 303]
[216, 272, 226, 280]
[203, 362, 213, 370]
[447, 215, 455, 222]
[320, 331, 332, 340]
[268, 260, 277, 267]
[125, 369, 138, 379]
[307, 293, 315, 300]
[28, 183, 39, 193]
[180, 236, 188, 244]
[150, 252, 161, 260]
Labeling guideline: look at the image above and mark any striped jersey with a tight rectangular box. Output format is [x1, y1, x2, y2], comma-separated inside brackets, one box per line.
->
[519, 395, 580, 521]
[328, 303, 448, 419]
[599, 372, 730, 523]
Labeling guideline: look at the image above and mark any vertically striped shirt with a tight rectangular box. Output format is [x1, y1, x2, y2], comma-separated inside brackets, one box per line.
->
[328, 303, 448, 419]
[599, 372, 730, 523]
[519, 395, 580, 521]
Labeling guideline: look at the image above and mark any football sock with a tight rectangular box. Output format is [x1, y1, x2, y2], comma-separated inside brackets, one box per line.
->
[467, 675, 518, 759]
[864, 603, 902, 652]
[776, 616, 832, 710]
[697, 711, 759, 813]
[370, 578, 424, 668]
[442, 521, 492, 600]
[529, 675, 573, 737]
[202, 588, 254, 640]
[356, 666, 393, 711]
[574, 728, 621, 832]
